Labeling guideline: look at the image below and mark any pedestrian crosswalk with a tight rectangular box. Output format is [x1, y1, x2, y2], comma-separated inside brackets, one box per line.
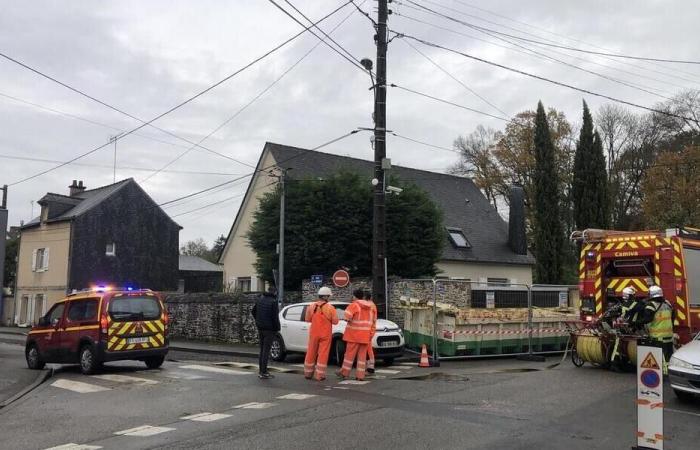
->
[180, 412, 232, 422]
[114, 425, 175, 437]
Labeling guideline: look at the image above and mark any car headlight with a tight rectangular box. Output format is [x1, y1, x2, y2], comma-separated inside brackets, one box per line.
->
[669, 356, 694, 370]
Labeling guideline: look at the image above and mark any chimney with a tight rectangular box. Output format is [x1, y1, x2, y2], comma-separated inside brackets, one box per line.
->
[69, 180, 86, 196]
[508, 185, 528, 255]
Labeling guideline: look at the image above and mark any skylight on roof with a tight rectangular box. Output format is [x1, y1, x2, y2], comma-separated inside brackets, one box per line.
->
[447, 228, 470, 248]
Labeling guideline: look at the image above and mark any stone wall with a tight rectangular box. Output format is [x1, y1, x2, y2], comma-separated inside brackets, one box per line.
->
[164, 292, 259, 344]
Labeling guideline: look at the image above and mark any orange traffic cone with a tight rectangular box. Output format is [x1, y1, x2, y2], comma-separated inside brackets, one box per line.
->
[419, 344, 430, 368]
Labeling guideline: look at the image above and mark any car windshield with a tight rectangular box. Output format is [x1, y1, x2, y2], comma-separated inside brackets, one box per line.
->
[109, 296, 161, 321]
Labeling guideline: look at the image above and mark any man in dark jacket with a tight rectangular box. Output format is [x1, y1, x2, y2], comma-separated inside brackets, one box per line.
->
[252, 290, 281, 379]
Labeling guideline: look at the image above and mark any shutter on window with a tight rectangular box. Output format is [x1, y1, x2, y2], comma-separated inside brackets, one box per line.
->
[43, 248, 50, 271]
[31, 249, 37, 272]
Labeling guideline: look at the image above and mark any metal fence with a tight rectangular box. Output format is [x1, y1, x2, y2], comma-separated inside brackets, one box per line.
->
[398, 279, 576, 361]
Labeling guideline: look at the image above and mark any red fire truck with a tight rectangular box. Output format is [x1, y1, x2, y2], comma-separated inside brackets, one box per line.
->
[572, 227, 700, 344]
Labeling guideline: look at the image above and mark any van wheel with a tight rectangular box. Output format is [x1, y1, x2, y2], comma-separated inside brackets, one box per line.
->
[144, 355, 165, 369]
[674, 389, 695, 402]
[26, 344, 45, 370]
[270, 335, 286, 362]
[79, 344, 101, 375]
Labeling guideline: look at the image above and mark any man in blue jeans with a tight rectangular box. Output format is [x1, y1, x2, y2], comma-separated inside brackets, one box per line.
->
[252, 290, 281, 379]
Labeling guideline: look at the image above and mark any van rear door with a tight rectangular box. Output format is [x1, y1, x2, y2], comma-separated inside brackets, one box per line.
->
[106, 294, 166, 352]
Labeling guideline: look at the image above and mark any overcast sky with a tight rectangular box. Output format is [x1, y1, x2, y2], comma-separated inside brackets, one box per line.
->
[2, 1, 699, 246]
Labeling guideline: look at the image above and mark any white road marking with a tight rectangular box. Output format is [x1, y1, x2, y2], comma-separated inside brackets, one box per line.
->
[161, 371, 206, 380]
[666, 408, 700, 418]
[233, 402, 276, 409]
[179, 364, 250, 375]
[338, 380, 371, 385]
[374, 369, 400, 374]
[92, 374, 158, 385]
[332, 387, 350, 390]
[44, 444, 102, 450]
[291, 364, 306, 368]
[51, 379, 110, 394]
[114, 425, 175, 437]
[390, 364, 414, 369]
[277, 393, 317, 400]
[180, 412, 232, 422]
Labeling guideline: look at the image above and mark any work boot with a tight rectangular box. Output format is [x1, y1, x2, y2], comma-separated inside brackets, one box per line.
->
[367, 368, 375, 374]
[335, 370, 346, 380]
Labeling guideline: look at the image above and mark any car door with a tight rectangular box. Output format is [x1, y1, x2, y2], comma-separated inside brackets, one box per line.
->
[281, 304, 308, 352]
[62, 298, 100, 362]
[36, 302, 66, 362]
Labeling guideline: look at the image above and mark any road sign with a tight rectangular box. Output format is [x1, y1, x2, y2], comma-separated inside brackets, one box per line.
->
[310, 274, 323, 285]
[636, 345, 664, 450]
[332, 270, 350, 288]
[558, 291, 568, 308]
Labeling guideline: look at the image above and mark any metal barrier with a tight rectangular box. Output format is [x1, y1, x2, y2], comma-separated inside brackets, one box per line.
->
[399, 279, 576, 362]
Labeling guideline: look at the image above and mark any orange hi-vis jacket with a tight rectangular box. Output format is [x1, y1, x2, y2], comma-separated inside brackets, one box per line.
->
[305, 300, 338, 337]
[342, 299, 377, 344]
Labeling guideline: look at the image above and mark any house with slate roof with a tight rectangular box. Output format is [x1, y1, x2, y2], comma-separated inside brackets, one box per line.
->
[219, 142, 534, 293]
[14, 179, 180, 326]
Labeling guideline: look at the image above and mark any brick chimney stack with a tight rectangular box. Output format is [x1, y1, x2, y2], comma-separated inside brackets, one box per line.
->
[69, 180, 86, 196]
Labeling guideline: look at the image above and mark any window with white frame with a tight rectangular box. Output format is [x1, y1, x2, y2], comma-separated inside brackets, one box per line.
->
[32, 248, 49, 272]
[106, 242, 116, 256]
[237, 277, 252, 292]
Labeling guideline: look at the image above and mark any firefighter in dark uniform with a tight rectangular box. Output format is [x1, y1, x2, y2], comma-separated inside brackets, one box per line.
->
[635, 285, 674, 372]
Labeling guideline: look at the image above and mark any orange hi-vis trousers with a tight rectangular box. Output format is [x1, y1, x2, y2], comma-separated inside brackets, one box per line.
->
[367, 344, 375, 370]
[340, 342, 368, 380]
[304, 336, 331, 381]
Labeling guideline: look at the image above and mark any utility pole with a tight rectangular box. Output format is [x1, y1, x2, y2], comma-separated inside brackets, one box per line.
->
[277, 169, 287, 307]
[372, 0, 389, 316]
[0, 185, 8, 304]
[110, 135, 119, 183]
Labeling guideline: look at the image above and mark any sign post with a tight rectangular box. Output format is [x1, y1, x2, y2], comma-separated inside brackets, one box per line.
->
[332, 270, 350, 288]
[634, 345, 664, 450]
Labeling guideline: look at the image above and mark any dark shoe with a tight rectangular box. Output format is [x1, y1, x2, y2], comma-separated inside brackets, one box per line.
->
[335, 371, 346, 380]
[304, 375, 313, 380]
[264, 373, 274, 379]
[317, 377, 326, 382]
[367, 368, 375, 374]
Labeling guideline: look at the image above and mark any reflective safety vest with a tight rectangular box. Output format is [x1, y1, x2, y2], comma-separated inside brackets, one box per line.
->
[342, 300, 376, 344]
[305, 300, 338, 338]
[647, 301, 674, 343]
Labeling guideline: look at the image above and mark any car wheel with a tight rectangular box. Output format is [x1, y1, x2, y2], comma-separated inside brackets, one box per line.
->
[79, 344, 101, 375]
[333, 339, 346, 366]
[270, 335, 287, 362]
[26, 344, 45, 370]
[383, 357, 394, 366]
[674, 389, 695, 402]
[144, 355, 165, 369]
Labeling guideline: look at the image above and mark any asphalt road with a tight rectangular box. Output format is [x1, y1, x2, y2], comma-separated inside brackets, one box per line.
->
[1, 348, 699, 450]
[0, 342, 46, 406]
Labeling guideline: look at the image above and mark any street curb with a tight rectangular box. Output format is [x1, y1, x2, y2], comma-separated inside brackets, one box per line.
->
[169, 344, 259, 358]
[0, 367, 53, 410]
[0, 329, 28, 336]
[0, 337, 24, 346]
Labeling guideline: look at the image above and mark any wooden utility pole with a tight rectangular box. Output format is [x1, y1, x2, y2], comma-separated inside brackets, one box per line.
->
[372, 0, 389, 316]
[277, 169, 287, 307]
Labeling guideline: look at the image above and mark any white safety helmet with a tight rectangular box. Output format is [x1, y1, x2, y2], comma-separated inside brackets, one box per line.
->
[648, 285, 663, 299]
[621, 286, 636, 300]
[318, 286, 333, 297]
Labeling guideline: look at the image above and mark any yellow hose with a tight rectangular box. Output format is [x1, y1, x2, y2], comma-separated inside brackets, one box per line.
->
[576, 335, 607, 365]
[626, 339, 637, 364]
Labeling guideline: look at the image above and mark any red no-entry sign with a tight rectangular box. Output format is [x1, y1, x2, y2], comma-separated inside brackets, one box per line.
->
[332, 270, 350, 288]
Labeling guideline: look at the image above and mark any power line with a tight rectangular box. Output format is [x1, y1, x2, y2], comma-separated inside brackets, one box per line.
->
[171, 181, 278, 218]
[156, 129, 361, 209]
[349, 0, 376, 26]
[390, 132, 460, 154]
[441, 0, 700, 86]
[0, 91, 198, 150]
[401, 38, 509, 117]
[5, 1, 353, 186]
[401, 0, 700, 65]
[390, 83, 510, 121]
[401, 1, 677, 100]
[0, 153, 245, 176]
[392, 32, 700, 125]
[142, 0, 363, 184]
[268, 0, 368, 74]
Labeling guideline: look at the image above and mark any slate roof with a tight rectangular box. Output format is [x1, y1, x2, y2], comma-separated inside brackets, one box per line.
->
[265, 143, 534, 266]
[179, 255, 224, 272]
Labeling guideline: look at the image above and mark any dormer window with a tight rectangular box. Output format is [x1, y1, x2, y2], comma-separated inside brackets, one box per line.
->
[447, 228, 470, 248]
[106, 242, 116, 256]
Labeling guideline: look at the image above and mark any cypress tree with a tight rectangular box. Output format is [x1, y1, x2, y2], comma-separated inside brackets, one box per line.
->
[572, 100, 595, 230]
[592, 130, 609, 228]
[533, 101, 564, 284]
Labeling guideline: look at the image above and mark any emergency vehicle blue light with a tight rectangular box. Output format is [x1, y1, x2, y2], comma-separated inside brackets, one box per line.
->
[127, 287, 134, 291]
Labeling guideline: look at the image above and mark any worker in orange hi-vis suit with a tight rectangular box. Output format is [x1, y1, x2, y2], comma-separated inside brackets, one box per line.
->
[337, 289, 377, 381]
[365, 290, 378, 374]
[303, 286, 338, 381]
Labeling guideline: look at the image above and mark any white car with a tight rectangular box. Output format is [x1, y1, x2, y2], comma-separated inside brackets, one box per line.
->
[270, 301, 405, 365]
[669, 332, 700, 401]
